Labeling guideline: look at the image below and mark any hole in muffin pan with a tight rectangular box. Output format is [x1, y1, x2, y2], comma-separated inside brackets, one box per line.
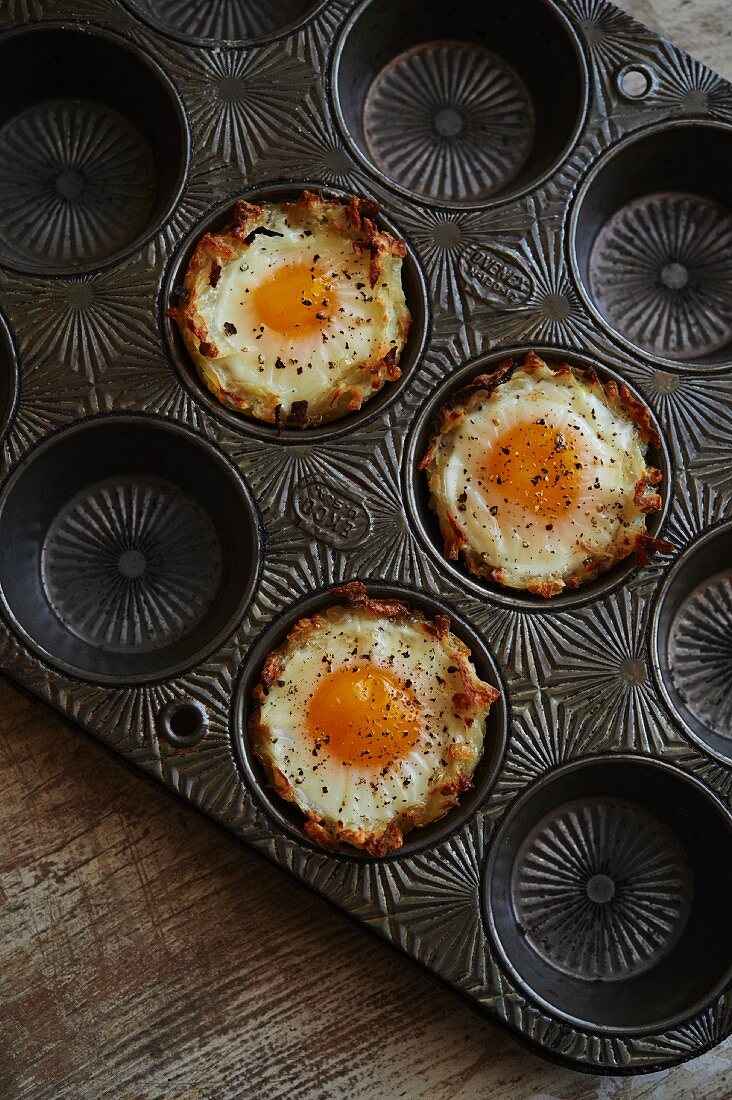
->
[121, 0, 329, 46]
[161, 181, 430, 444]
[231, 583, 508, 861]
[403, 346, 672, 612]
[0, 415, 260, 685]
[651, 521, 732, 765]
[0, 311, 18, 446]
[484, 755, 732, 1034]
[0, 22, 189, 275]
[570, 120, 732, 371]
[331, 0, 587, 208]
[159, 699, 209, 746]
[616, 65, 654, 100]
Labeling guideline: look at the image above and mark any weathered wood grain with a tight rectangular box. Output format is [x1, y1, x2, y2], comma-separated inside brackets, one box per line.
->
[1, 670, 731, 1099]
[2, 2, 732, 1097]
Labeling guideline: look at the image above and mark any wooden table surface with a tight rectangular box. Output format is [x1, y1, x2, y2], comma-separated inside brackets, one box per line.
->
[2, 3, 732, 1098]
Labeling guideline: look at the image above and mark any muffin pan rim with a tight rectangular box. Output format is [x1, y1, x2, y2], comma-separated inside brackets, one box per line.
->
[482, 752, 732, 1037]
[119, 0, 333, 49]
[230, 579, 510, 863]
[0, 310, 19, 447]
[0, 0, 731, 1074]
[328, 0, 591, 212]
[0, 410, 263, 687]
[568, 115, 732, 375]
[649, 518, 732, 766]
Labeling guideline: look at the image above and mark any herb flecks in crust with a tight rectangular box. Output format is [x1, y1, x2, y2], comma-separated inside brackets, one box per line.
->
[420, 352, 672, 597]
[248, 582, 499, 857]
[168, 192, 411, 428]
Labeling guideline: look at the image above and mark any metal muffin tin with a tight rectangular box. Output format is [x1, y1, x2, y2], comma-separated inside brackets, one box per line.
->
[1, 0, 732, 1075]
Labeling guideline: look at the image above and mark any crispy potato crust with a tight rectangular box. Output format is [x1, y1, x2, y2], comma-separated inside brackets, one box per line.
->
[420, 352, 672, 597]
[248, 581, 499, 857]
[168, 192, 411, 427]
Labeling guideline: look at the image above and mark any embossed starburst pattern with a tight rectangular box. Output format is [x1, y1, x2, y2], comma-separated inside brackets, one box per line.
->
[180, 46, 314, 174]
[0, 100, 156, 271]
[513, 799, 691, 979]
[589, 192, 732, 361]
[547, 591, 676, 752]
[42, 477, 222, 654]
[0, 256, 159, 380]
[668, 571, 732, 738]
[1, 0, 114, 23]
[2, 0, 43, 18]
[571, 0, 657, 65]
[378, 195, 527, 317]
[651, 42, 732, 117]
[362, 41, 534, 203]
[469, 203, 602, 351]
[129, 0, 319, 41]
[1, 0, 732, 1077]
[253, 94, 366, 193]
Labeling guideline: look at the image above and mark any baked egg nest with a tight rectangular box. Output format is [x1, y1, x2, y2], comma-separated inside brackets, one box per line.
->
[420, 351, 672, 598]
[248, 582, 499, 857]
[168, 191, 411, 428]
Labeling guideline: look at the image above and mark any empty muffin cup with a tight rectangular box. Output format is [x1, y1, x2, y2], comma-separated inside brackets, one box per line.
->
[652, 521, 732, 763]
[121, 0, 329, 45]
[403, 347, 671, 611]
[570, 120, 732, 370]
[0, 416, 259, 684]
[161, 182, 429, 443]
[232, 583, 508, 860]
[331, 0, 586, 207]
[484, 756, 732, 1033]
[0, 23, 189, 275]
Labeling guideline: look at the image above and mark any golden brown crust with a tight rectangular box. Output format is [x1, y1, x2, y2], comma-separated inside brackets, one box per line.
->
[633, 471, 663, 514]
[633, 529, 675, 565]
[441, 510, 469, 561]
[452, 651, 501, 715]
[168, 191, 411, 427]
[260, 652, 285, 691]
[303, 813, 342, 852]
[438, 772, 473, 804]
[526, 577, 565, 598]
[422, 612, 450, 641]
[305, 819, 406, 858]
[247, 582, 499, 856]
[418, 358, 515, 474]
[329, 580, 411, 620]
[352, 215, 408, 288]
[421, 351, 667, 598]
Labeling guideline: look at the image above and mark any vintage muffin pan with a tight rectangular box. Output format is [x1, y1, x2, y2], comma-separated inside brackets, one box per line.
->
[1, 0, 732, 1075]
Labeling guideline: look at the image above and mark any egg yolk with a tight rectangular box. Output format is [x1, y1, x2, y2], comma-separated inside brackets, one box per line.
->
[481, 421, 584, 520]
[307, 666, 422, 767]
[252, 262, 333, 337]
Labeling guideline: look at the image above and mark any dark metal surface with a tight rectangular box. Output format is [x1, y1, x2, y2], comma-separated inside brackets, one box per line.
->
[1, 0, 732, 1074]
[484, 757, 732, 1034]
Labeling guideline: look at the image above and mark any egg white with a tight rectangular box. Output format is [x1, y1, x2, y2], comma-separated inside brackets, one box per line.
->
[424, 358, 661, 595]
[250, 601, 496, 854]
[173, 194, 411, 425]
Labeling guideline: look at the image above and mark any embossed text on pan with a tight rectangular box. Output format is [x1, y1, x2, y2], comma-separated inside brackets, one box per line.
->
[1, 0, 731, 1075]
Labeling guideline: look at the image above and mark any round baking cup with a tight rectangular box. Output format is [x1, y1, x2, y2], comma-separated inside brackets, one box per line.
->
[161, 182, 429, 443]
[0, 415, 260, 684]
[403, 346, 671, 611]
[331, 0, 587, 208]
[232, 582, 508, 860]
[570, 119, 732, 372]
